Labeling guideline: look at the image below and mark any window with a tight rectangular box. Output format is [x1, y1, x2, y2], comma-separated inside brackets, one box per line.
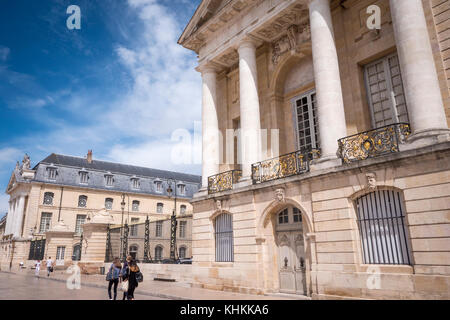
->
[355, 189, 412, 265]
[179, 221, 187, 238]
[156, 221, 163, 237]
[46, 167, 58, 181]
[72, 245, 81, 261]
[78, 195, 87, 208]
[39, 213, 52, 233]
[79, 171, 89, 184]
[132, 200, 140, 212]
[179, 247, 186, 259]
[293, 208, 302, 223]
[155, 246, 163, 260]
[75, 215, 86, 235]
[105, 198, 113, 210]
[56, 246, 65, 261]
[215, 213, 233, 262]
[129, 245, 138, 260]
[364, 53, 409, 128]
[293, 90, 319, 152]
[157, 203, 164, 214]
[43, 192, 54, 205]
[278, 209, 289, 224]
[105, 174, 114, 187]
[180, 205, 186, 215]
[130, 218, 139, 236]
[131, 177, 140, 190]
[154, 180, 162, 193]
[178, 183, 186, 195]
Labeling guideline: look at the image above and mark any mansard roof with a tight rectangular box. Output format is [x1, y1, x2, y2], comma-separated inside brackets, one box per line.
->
[29, 153, 201, 198]
[36, 153, 201, 184]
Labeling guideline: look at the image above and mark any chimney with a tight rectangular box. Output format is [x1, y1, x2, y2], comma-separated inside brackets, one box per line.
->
[87, 150, 93, 164]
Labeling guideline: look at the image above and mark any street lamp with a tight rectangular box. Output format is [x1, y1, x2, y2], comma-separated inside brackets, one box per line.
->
[167, 179, 178, 262]
[120, 194, 126, 261]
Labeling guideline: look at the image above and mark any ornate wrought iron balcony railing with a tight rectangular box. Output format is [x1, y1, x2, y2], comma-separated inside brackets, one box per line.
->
[252, 149, 320, 184]
[337, 123, 411, 163]
[208, 170, 242, 194]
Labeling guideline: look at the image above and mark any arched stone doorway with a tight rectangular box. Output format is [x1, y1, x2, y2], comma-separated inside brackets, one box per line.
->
[259, 199, 313, 297]
[275, 206, 307, 295]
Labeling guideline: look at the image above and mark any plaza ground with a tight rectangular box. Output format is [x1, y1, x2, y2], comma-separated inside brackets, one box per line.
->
[0, 269, 305, 300]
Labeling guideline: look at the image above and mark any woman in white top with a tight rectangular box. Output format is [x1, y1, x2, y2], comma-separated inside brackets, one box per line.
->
[35, 260, 41, 277]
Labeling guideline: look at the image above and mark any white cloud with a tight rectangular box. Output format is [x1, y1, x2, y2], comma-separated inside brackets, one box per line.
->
[0, 194, 9, 215]
[0, 148, 21, 164]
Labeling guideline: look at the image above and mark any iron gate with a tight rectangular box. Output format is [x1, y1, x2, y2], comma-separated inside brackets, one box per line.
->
[28, 239, 46, 261]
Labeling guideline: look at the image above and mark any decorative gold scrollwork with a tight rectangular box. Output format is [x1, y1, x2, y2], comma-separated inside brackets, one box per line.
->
[208, 170, 242, 194]
[337, 123, 411, 163]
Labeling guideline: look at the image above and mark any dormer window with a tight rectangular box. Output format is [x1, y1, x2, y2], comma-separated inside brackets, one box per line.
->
[47, 166, 57, 181]
[154, 180, 162, 193]
[177, 183, 186, 195]
[43, 192, 54, 205]
[105, 173, 114, 187]
[131, 177, 140, 190]
[79, 170, 89, 184]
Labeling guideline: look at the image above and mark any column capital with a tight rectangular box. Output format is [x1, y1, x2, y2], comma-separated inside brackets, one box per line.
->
[196, 63, 221, 75]
[237, 38, 258, 53]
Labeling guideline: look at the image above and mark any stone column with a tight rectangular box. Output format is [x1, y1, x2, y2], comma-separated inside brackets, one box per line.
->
[5, 200, 13, 235]
[198, 65, 221, 190]
[13, 196, 26, 238]
[390, 0, 449, 142]
[238, 39, 262, 179]
[5, 199, 16, 236]
[309, 0, 347, 163]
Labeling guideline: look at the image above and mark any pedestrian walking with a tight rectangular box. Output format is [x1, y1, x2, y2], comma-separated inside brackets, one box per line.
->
[106, 257, 122, 300]
[35, 260, 41, 277]
[125, 259, 143, 300]
[121, 255, 132, 300]
[46, 257, 54, 277]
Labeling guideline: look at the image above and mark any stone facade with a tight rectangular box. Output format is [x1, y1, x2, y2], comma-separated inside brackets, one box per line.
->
[1, 152, 200, 271]
[179, 0, 450, 299]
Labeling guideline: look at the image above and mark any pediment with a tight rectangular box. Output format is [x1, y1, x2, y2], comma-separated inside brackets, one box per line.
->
[179, 0, 257, 52]
[6, 171, 17, 193]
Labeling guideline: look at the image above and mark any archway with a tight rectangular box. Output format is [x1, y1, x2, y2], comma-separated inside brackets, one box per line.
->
[259, 199, 313, 296]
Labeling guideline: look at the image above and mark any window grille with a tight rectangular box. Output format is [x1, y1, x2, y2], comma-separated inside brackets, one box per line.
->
[180, 205, 186, 215]
[43, 192, 54, 205]
[155, 246, 163, 260]
[78, 195, 87, 208]
[356, 189, 412, 265]
[157, 203, 163, 213]
[278, 209, 289, 224]
[179, 221, 186, 238]
[132, 200, 140, 212]
[215, 213, 233, 262]
[179, 247, 186, 259]
[105, 198, 113, 210]
[293, 207, 302, 223]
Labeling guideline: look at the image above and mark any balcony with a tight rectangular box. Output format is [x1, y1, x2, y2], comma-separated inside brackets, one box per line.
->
[337, 123, 411, 163]
[252, 149, 320, 184]
[208, 170, 242, 194]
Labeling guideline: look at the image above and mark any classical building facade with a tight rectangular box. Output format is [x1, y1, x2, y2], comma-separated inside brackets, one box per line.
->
[0, 151, 200, 270]
[179, 0, 450, 299]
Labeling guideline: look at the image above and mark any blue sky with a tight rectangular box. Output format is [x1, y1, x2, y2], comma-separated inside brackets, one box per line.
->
[0, 0, 202, 214]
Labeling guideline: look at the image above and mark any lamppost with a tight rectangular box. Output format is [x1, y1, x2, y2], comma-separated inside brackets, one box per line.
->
[166, 179, 178, 262]
[120, 194, 126, 261]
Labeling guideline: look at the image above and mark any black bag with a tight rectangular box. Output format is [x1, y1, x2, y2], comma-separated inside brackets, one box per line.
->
[49, 267, 54, 273]
[135, 271, 143, 283]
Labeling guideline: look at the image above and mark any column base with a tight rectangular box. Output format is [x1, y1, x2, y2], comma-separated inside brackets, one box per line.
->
[401, 128, 450, 151]
[310, 155, 342, 171]
[234, 176, 253, 189]
[194, 188, 209, 199]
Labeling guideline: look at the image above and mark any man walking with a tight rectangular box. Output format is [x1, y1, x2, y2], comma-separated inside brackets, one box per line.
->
[46, 257, 54, 277]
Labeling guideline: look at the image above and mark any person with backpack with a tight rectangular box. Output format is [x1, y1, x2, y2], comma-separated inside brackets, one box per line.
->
[106, 257, 122, 300]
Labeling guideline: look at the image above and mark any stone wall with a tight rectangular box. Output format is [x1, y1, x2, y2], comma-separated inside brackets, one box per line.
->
[191, 143, 450, 299]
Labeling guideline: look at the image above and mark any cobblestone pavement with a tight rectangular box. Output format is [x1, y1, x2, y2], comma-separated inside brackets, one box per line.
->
[0, 272, 167, 300]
